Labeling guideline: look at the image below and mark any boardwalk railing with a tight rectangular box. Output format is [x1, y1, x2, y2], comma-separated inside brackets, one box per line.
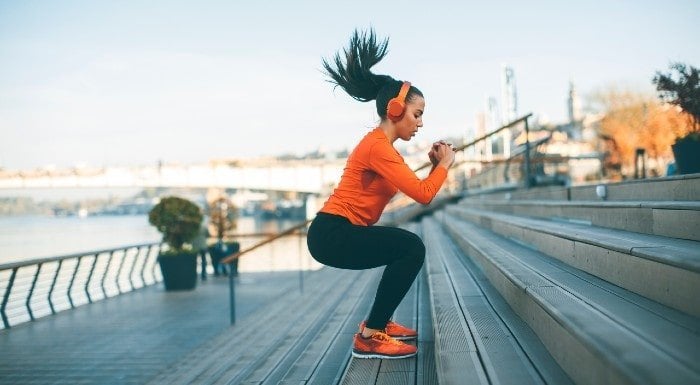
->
[0, 243, 162, 329]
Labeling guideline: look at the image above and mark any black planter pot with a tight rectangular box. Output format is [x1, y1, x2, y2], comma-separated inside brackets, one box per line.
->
[158, 252, 197, 291]
[208, 242, 240, 276]
[672, 138, 700, 175]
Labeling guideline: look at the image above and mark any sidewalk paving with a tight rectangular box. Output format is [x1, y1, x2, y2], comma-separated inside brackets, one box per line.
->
[0, 271, 305, 385]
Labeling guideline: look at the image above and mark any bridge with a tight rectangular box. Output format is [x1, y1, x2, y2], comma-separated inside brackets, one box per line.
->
[0, 158, 348, 194]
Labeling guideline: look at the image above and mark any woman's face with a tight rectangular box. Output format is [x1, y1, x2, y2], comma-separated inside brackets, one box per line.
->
[395, 96, 425, 141]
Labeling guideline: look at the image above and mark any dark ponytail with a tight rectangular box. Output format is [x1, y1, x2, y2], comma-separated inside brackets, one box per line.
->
[323, 29, 423, 119]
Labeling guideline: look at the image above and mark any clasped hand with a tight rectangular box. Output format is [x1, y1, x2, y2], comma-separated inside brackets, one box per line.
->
[428, 140, 456, 169]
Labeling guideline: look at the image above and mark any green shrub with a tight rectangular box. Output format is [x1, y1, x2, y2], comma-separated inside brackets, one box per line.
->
[148, 196, 203, 254]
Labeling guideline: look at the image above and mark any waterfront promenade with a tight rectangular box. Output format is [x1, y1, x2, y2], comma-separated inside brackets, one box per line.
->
[0, 271, 304, 384]
[1, 175, 699, 385]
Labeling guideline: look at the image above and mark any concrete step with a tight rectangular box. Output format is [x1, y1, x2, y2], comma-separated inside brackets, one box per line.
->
[446, 205, 700, 318]
[439, 210, 700, 385]
[470, 174, 700, 202]
[457, 199, 700, 241]
[421, 216, 572, 385]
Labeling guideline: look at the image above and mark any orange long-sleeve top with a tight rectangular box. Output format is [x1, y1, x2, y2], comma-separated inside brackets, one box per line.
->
[320, 127, 448, 226]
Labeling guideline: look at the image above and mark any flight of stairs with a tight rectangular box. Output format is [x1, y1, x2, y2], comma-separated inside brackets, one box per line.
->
[422, 175, 700, 385]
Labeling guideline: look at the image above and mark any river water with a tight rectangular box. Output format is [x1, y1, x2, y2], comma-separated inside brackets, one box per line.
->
[0, 215, 321, 272]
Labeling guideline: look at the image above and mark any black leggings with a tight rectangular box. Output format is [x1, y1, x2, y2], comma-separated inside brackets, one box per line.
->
[307, 212, 425, 330]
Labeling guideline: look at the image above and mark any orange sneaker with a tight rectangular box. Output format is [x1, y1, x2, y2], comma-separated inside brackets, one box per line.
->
[352, 332, 417, 359]
[359, 320, 418, 340]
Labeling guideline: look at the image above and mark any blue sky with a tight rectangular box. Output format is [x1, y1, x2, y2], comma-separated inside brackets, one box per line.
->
[1, 0, 698, 169]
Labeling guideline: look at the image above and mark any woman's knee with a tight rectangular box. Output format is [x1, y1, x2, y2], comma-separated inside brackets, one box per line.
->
[405, 233, 425, 266]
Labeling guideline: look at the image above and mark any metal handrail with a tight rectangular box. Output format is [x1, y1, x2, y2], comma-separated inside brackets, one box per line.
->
[414, 113, 533, 172]
[220, 225, 309, 265]
[0, 242, 162, 329]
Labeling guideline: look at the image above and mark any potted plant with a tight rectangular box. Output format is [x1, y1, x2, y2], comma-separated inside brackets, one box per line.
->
[148, 196, 203, 290]
[208, 196, 240, 277]
[653, 62, 700, 174]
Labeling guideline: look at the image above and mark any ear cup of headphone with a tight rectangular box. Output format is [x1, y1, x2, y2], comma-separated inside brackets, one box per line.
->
[386, 81, 411, 122]
[386, 98, 405, 121]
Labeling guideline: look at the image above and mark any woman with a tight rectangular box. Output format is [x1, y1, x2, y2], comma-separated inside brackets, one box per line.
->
[307, 29, 455, 360]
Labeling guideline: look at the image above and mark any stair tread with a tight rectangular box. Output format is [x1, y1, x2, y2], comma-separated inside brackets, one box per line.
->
[423, 217, 573, 385]
[442, 212, 700, 383]
[449, 206, 700, 272]
[460, 199, 700, 210]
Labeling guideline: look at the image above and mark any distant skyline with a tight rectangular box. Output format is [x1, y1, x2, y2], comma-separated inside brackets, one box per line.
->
[1, 0, 698, 169]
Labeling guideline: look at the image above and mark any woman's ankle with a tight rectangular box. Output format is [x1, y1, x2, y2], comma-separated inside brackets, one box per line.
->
[361, 326, 382, 338]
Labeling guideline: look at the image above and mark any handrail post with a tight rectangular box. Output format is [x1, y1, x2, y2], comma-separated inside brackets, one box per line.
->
[115, 249, 127, 294]
[152, 245, 161, 282]
[140, 245, 152, 285]
[523, 117, 532, 188]
[200, 248, 207, 281]
[48, 260, 63, 314]
[229, 260, 236, 325]
[101, 250, 115, 298]
[298, 230, 304, 294]
[67, 256, 83, 309]
[127, 247, 139, 291]
[85, 253, 99, 303]
[26, 264, 43, 320]
[1, 268, 18, 329]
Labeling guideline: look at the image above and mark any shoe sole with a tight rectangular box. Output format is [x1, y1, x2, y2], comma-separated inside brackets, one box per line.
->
[391, 335, 417, 341]
[351, 350, 417, 359]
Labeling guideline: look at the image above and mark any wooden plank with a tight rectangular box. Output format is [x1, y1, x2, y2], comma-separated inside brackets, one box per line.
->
[415, 267, 438, 385]
[340, 359, 381, 385]
[424, 217, 551, 385]
[455, 248, 574, 385]
[149, 268, 355, 385]
[375, 371, 412, 385]
[305, 277, 378, 385]
[422, 218, 489, 385]
[215, 269, 364, 385]
[146, 268, 349, 385]
[267, 269, 381, 384]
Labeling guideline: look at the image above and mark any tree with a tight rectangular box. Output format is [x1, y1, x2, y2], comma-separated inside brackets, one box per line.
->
[593, 87, 693, 176]
[653, 63, 700, 136]
[208, 196, 237, 242]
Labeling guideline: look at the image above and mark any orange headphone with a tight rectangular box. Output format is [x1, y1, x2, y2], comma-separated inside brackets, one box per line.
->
[386, 81, 411, 122]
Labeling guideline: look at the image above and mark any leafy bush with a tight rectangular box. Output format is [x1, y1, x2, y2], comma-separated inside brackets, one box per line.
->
[653, 63, 700, 140]
[148, 196, 203, 254]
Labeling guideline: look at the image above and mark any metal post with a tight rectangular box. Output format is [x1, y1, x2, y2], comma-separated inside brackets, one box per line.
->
[635, 148, 646, 179]
[67, 256, 83, 309]
[523, 118, 532, 188]
[298, 231, 304, 294]
[140, 245, 152, 286]
[115, 249, 127, 294]
[229, 261, 236, 325]
[48, 260, 63, 314]
[102, 250, 115, 298]
[127, 247, 139, 291]
[85, 253, 99, 303]
[152, 244, 161, 282]
[200, 251, 206, 281]
[26, 264, 43, 320]
[1, 268, 18, 329]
